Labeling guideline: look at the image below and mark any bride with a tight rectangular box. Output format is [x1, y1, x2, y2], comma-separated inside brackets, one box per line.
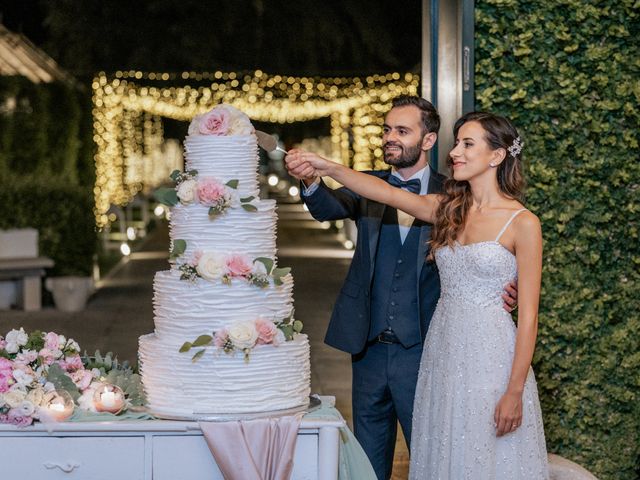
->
[287, 111, 549, 479]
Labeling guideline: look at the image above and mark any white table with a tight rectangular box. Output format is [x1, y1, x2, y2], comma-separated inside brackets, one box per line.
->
[0, 416, 345, 480]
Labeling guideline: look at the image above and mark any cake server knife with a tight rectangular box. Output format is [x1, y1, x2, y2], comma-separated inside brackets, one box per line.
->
[255, 130, 289, 155]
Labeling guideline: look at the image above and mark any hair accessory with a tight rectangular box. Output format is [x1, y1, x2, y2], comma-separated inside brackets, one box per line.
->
[508, 137, 524, 157]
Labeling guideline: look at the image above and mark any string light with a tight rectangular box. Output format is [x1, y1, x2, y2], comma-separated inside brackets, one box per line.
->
[92, 70, 419, 227]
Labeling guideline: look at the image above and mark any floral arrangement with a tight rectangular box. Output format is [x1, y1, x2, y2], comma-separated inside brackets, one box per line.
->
[174, 251, 290, 288]
[187, 104, 255, 137]
[180, 313, 303, 362]
[155, 170, 257, 218]
[0, 329, 143, 426]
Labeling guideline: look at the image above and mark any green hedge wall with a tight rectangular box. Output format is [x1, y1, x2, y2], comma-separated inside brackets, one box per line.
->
[0, 77, 96, 275]
[0, 177, 95, 276]
[0, 76, 93, 183]
[475, 1, 639, 478]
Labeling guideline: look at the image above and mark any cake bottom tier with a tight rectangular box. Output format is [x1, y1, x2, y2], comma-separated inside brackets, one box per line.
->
[139, 333, 311, 416]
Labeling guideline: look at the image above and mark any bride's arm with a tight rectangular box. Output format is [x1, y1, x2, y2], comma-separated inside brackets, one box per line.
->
[494, 211, 543, 437]
[287, 151, 441, 223]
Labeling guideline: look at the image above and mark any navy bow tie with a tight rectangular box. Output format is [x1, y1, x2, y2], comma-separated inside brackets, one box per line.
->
[387, 175, 421, 194]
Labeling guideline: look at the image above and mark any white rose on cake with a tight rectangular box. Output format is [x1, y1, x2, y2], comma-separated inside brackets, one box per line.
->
[195, 252, 226, 281]
[5, 328, 28, 354]
[176, 179, 198, 204]
[187, 104, 254, 137]
[228, 321, 259, 350]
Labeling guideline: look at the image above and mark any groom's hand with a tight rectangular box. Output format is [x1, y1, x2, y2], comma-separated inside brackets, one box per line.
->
[285, 149, 317, 185]
[502, 280, 518, 312]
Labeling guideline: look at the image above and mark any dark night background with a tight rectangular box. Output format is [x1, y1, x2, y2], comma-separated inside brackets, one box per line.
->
[0, 0, 422, 77]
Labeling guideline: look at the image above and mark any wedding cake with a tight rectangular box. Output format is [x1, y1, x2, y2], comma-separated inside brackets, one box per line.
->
[139, 105, 311, 417]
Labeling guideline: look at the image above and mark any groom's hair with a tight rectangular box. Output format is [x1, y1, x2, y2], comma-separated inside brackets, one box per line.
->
[392, 95, 440, 136]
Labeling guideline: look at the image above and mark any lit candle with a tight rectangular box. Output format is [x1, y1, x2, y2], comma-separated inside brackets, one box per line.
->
[93, 384, 125, 414]
[101, 391, 116, 408]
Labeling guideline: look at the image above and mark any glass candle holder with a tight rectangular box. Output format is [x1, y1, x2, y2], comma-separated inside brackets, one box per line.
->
[93, 383, 126, 414]
[43, 390, 75, 421]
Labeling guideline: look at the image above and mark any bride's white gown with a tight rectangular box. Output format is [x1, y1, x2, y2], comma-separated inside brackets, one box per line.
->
[410, 210, 549, 479]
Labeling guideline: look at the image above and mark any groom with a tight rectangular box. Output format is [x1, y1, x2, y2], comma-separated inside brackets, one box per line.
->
[286, 96, 516, 479]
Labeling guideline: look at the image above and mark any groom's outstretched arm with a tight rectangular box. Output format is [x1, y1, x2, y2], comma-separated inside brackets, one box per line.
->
[285, 150, 360, 221]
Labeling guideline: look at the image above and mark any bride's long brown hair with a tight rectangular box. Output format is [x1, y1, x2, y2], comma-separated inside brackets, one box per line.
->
[429, 112, 525, 257]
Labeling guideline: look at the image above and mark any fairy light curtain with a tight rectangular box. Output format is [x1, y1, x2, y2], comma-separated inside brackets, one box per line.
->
[92, 70, 419, 227]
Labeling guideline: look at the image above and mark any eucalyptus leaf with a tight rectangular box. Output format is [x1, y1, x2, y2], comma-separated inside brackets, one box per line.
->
[225, 179, 239, 189]
[179, 342, 192, 353]
[192, 349, 206, 362]
[170, 239, 187, 260]
[46, 364, 81, 401]
[154, 187, 178, 206]
[293, 320, 303, 333]
[192, 335, 213, 347]
[240, 196, 255, 203]
[169, 170, 182, 182]
[241, 204, 258, 212]
[255, 257, 274, 274]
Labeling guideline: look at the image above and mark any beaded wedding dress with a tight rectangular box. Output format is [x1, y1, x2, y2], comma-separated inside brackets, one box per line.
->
[409, 209, 549, 479]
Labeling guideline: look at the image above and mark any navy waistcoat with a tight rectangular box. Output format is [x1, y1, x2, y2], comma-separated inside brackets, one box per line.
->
[369, 206, 420, 345]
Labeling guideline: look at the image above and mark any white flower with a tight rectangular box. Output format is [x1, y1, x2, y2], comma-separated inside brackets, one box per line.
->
[228, 321, 259, 350]
[17, 400, 35, 417]
[57, 335, 67, 349]
[77, 382, 101, 412]
[225, 189, 240, 208]
[228, 117, 255, 136]
[273, 329, 287, 346]
[176, 179, 198, 204]
[195, 252, 227, 281]
[5, 328, 28, 353]
[26, 387, 44, 406]
[3, 389, 27, 408]
[65, 339, 80, 352]
[12, 369, 34, 388]
[43, 382, 56, 393]
[187, 113, 203, 135]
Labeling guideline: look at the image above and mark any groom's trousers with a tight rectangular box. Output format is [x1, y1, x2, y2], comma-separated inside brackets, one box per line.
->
[352, 337, 423, 480]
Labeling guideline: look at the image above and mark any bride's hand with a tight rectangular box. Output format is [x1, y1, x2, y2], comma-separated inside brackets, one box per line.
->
[494, 390, 523, 437]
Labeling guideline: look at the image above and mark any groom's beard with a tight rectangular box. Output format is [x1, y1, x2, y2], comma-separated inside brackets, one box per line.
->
[383, 140, 422, 169]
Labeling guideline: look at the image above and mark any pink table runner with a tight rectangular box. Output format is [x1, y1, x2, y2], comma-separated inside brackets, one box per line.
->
[199, 413, 304, 480]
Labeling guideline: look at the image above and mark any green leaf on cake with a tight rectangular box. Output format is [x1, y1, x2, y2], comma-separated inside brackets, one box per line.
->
[255, 257, 274, 274]
[293, 320, 304, 333]
[170, 239, 187, 260]
[225, 179, 239, 189]
[169, 170, 181, 182]
[192, 349, 206, 362]
[272, 267, 291, 285]
[192, 335, 213, 347]
[154, 187, 178, 206]
[208, 207, 223, 217]
[278, 324, 294, 341]
[179, 342, 192, 353]
[241, 204, 258, 212]
[240, 196, 255, 203]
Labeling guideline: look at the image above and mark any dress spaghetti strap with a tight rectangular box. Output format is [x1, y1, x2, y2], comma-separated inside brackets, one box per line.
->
[495, 208, 527, 243]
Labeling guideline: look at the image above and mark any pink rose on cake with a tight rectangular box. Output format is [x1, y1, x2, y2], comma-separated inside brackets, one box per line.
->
[225, 254, 253, 278]
[228, 321, 259, 350]
[255, 318, 277, 345]
[196, 178, 226, 206]
[194, 107, 231, 136]
[195, 252, 226, 281]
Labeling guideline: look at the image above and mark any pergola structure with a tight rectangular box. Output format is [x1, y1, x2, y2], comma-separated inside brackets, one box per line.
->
[92, 70, 419, 227]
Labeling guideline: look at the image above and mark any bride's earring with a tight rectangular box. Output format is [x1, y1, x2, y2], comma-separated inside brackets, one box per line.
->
[489, 162, 496, 168]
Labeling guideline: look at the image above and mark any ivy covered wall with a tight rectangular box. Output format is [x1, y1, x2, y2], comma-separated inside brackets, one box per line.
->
[475, 1, 639, 478]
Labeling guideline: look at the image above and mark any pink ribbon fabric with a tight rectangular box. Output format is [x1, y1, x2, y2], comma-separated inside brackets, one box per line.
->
[199, 413, 303, 480]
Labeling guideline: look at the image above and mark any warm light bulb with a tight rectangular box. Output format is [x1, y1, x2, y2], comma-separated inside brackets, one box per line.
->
[126, 227, 136, 241]
[154, 205, 165, 217]
[288, 186, 299, 197]
[120, 243, 131, 256]
[267, 175, 279, 186]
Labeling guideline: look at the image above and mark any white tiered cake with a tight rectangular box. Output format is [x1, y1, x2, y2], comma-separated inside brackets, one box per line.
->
[139, 105, 311, 418]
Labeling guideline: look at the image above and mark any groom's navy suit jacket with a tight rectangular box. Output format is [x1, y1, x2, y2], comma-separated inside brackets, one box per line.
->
[303, 168, 445, 355]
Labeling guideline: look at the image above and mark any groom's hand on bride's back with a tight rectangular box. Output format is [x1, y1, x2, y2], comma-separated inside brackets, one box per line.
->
[502, 280, 518, 312]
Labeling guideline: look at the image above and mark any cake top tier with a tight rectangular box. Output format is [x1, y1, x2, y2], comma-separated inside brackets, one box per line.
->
[187, 104, 255, 137]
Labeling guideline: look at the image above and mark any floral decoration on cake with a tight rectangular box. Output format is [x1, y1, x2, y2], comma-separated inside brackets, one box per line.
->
[171, 247, 290, 287]
[179, 314, 303, 362]
[154, 170, 257, 217]
[0, 329, 144, 426]
[188, 104, 255, 137]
